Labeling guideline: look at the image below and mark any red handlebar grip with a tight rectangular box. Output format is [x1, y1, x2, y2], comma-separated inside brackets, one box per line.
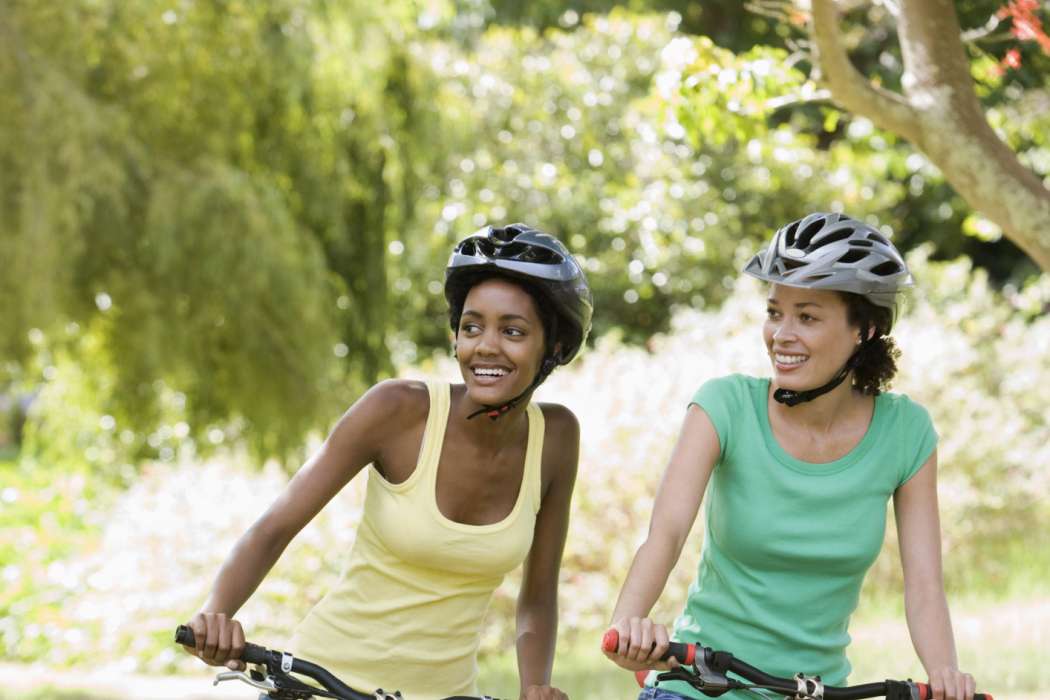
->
[601, 628, 696, 665]
[916, 682, 992, 700]
[601, 629, 619, 652]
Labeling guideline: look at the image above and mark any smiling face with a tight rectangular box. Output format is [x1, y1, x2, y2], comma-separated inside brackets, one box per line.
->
[763, 284, 863, 392]
[456, 277, 547, 407]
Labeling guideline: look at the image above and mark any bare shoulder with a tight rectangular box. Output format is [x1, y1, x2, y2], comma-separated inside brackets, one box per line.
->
[537, 402, 580, 476]
[364, 378, 429, 416]
[333, 378, 430, 440]
[537, 401, 580, 442]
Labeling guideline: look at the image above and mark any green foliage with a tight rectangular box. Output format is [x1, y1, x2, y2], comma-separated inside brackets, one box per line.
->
[1, 0, 450, 463]
[674, 39, 812, 146]
[2, 2, 1046, 467]
[389, 13, 907, 351]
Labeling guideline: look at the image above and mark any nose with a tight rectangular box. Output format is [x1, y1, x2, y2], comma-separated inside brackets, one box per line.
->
[771, 318, 797, 343]
[475, 326, 500, 355]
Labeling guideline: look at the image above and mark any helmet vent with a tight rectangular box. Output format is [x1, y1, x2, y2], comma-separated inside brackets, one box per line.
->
[516, 246, 563, 264]
[870, 260, 903, 276]
[459, 238, 493, 257]
[492, 226, 523, 242]
[814, 229, 853, 248]
[797, 218, 827, 249]
[850, 239, 874, 248]
[783, 221, 801, 246]
[837, 249, 868, 264]
[867, 232, 890, 246]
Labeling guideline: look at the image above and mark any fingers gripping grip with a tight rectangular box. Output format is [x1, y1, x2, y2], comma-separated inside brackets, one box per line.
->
[601, 628, 696, 665]
[175, 624, 267, 665]
[915, 682, 992, 700]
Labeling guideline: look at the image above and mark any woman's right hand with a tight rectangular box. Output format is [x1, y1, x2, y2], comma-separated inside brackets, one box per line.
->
[182, 611, 247, 671]
[601, 617, 675, 672]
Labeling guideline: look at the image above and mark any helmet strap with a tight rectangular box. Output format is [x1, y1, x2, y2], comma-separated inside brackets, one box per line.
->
[773, 331, 869, 408]
[466, 357, 558, 421]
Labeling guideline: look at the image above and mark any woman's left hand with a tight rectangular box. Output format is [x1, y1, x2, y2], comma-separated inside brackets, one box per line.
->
[521, 684, 569, 700]
[927, 666, 976, 700]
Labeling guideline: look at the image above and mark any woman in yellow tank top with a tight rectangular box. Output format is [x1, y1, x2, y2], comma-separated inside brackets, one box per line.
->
[181, 224, 592, 700]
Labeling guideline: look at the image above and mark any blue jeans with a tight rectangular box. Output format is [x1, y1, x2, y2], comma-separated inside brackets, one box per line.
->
[637, 687, 691, 700]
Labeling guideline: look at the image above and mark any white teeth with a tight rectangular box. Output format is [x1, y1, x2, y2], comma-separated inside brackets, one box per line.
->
[775, 353, 807, 365]
[473, 368, 508, 377]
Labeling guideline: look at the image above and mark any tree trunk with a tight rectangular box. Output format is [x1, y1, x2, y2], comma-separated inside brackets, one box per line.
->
[809, 0, 1050, 271]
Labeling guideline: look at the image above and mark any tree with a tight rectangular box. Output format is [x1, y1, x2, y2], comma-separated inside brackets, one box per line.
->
[0, 0, 445, 464]
[808, 0, 1050, 271]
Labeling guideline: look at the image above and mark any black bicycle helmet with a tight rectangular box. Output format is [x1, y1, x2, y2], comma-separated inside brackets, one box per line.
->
[743, 213, 911, 407]
[445, 223, 593, 419]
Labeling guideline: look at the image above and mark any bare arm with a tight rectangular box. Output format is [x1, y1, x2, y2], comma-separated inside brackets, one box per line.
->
[515, 406, 578, 700]
[186, 380, 422, 667]
[604, 404, 720, 671]
[895, 449, 975, 700]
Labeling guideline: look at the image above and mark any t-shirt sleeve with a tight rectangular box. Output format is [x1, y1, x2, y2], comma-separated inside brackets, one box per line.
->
[688, 375, 745, 461]
[897, 397, 938, 487]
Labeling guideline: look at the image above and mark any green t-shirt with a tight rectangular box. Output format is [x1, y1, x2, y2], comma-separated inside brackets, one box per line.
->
[654, 374, 937, 699]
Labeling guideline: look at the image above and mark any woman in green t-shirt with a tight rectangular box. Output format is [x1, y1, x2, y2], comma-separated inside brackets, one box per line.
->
[603, 213, 978, 700]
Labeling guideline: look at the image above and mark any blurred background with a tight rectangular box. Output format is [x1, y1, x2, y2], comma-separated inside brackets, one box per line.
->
[1, 1, 1048, 698]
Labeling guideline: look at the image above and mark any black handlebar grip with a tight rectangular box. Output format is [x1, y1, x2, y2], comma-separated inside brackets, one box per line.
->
[174, 624, 267, 665]
[240, 642, 268, 665]
[175, 624, 195, 646]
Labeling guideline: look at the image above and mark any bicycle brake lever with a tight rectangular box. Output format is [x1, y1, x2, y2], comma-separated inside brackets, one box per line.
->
[214, 669, 278, 692]
[656, 662, 733, 696]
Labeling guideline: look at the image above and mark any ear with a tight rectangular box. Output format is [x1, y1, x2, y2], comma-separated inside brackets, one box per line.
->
[856, 324, 876, 345]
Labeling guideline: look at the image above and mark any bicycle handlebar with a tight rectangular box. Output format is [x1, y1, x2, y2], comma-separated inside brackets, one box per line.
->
[601, 629, 993, 700]
[175, 625, 497, 700]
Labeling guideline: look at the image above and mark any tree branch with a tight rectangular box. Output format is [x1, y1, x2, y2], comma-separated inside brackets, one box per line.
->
[808, 0, 922, 142]
[894, 0, 1050, 270]
[806, 0, 1050, 271]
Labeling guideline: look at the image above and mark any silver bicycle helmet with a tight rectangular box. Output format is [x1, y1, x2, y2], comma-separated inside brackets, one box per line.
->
[742, 212, 912, 310]
[744, 212, 911, 407]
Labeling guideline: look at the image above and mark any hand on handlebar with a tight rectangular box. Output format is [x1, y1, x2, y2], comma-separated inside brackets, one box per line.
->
[601, 617, 678, 672]
[181, 612, 247, 671]
[927, 666, 977, 700]
[521, 684, 569, 700]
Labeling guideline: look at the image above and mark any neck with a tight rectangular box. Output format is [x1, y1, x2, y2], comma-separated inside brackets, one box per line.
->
[769, 374, 859, 432]
[453, 386, 532, 446]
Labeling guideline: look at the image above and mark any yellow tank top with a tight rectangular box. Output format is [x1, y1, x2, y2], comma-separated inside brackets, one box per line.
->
[290, 381, 545, 699]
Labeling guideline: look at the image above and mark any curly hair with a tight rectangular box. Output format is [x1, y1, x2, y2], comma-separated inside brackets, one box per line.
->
[840, 292, 901, 396]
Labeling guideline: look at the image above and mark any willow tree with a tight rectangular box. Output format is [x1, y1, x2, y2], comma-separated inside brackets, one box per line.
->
[0, 0, 443, 464]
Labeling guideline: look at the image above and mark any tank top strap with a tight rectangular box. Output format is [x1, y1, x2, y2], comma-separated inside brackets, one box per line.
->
[416, 380, 451, 483]
[523, 402, 546, 513]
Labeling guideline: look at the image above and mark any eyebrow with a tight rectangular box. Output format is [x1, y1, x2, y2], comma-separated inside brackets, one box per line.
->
[461, 309, 533, 323]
